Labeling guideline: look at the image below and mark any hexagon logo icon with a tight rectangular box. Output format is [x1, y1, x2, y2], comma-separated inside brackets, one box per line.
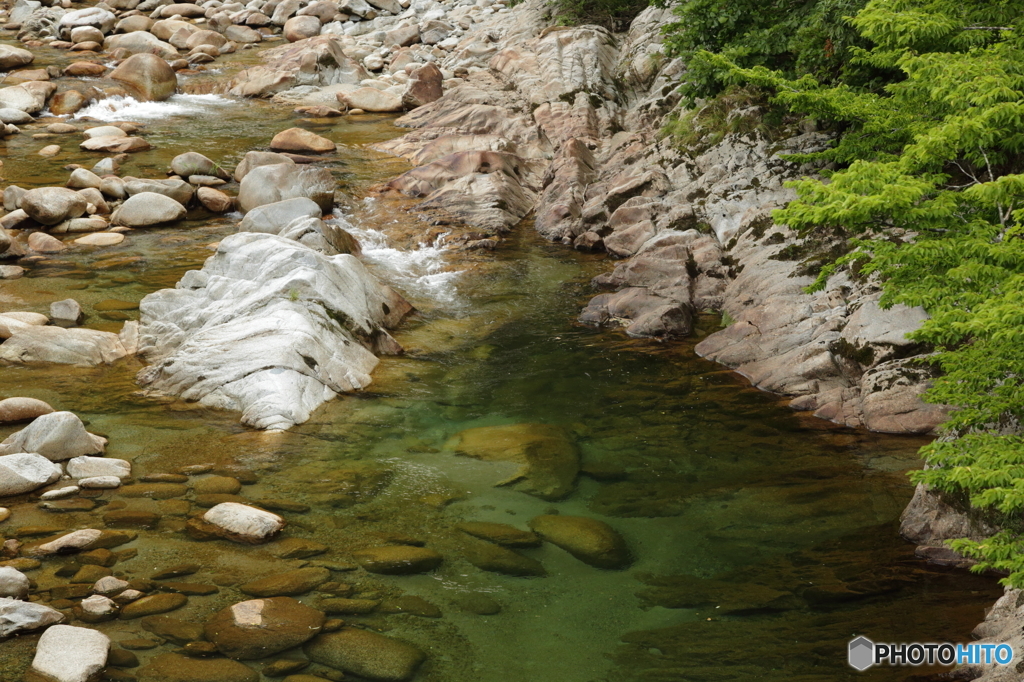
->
[849, 636, 874, 671]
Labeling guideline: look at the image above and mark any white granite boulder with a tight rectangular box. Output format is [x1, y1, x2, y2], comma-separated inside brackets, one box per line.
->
[0, 452, 63, 496]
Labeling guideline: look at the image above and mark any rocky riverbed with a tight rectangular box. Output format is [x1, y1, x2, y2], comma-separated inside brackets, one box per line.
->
[0, 0, 1011, 679]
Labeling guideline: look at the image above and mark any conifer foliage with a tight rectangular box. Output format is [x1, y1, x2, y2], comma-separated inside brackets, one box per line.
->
[674, 0, 1024, 584]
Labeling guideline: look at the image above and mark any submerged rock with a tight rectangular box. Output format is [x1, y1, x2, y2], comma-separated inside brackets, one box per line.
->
[459, 536, 546, 577]
[0, 411, 106, 461]
[138, 653, 258, 682]
[529, 515, 632, 569]
[204, 597, 325, 659]
[238, 567, 330, 597]
[304, 628, 425, 682]
[444, 423, 579, 500]
[352, 546, 442, 575]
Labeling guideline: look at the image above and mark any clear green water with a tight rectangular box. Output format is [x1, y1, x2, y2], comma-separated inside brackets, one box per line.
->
[0, 45, 1003, 682]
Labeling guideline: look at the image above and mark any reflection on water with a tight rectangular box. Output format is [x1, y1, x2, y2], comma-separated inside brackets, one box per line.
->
[0, 74, 1002, 682]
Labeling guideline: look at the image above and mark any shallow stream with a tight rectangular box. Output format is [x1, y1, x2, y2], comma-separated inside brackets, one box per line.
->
[0, 54, 1003, 682]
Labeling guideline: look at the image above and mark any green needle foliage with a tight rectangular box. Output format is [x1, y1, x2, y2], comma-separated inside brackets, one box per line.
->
[675, 0, 1024, 585]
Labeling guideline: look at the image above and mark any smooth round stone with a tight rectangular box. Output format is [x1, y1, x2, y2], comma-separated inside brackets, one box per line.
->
[119, 592, 188, 619]
[192, 476, 241, 495]
[27, 232, 66, 253]
[0, 508, 9, 523]
[204, 597, 325, 660]
[304, 628, 425, 682]
[38, 145, 61, 157]
[318, 598, 378, 615]
[74, 232, 125, 246]
[456, 521, 541, 547]
[238, 567, 330, 597]
[0, 266, 25, 279]
[459, 537, 546, 577]
[0, 397, 54, 423]
[269, 127, 336, 153]
[351, 546, 443, 575]
[118, 483, 187, 499]
[528, 515, 632, 569]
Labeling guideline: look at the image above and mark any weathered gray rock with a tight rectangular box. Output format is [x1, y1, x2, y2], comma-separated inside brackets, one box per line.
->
[0, 566, 30, 598]
[305, 628, 425, 681]
[402, 62, 442, 109]
[136, 232, 407, 430]
[125, 178, 194, 206]
[237, 162, 335, 213]
[171, 152, 228, 180]
[0, 84, 49, 114]
[103, 32, 178, 61]
[31, 624, 110, 682]
[0, 45, 35, 71]
[205, 597, 324, 660]
[59, 7, 116, 34]
[0, 450, 65, 493]
[232, 151, 294, 182]
[228, 36, 369, 98]
[0, 411, 107, 461]
[50, 298, 82, 327]
[20, 187, 88, 226]
[0, 597, 64, 637]
[338, 87, 402, 113]
[111, 192, 187, 227]
[239, 197, 321, 233]
[0, 325, 131, 366]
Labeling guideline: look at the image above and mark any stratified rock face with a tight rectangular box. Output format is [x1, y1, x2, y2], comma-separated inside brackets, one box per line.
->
[136, 232, 407, 430]
[304, 628, 425, 682]
[228, 36, 369, 97]
[444, 423, 579, 500]
[31, 624, 110, 682]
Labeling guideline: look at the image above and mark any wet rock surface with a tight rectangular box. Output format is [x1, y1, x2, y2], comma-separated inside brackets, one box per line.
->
[0, 0, 1004, 680]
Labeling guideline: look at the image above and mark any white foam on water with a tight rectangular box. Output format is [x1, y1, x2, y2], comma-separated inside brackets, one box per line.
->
[335, 204, 462, 308]
[73, 94, 233, 121]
